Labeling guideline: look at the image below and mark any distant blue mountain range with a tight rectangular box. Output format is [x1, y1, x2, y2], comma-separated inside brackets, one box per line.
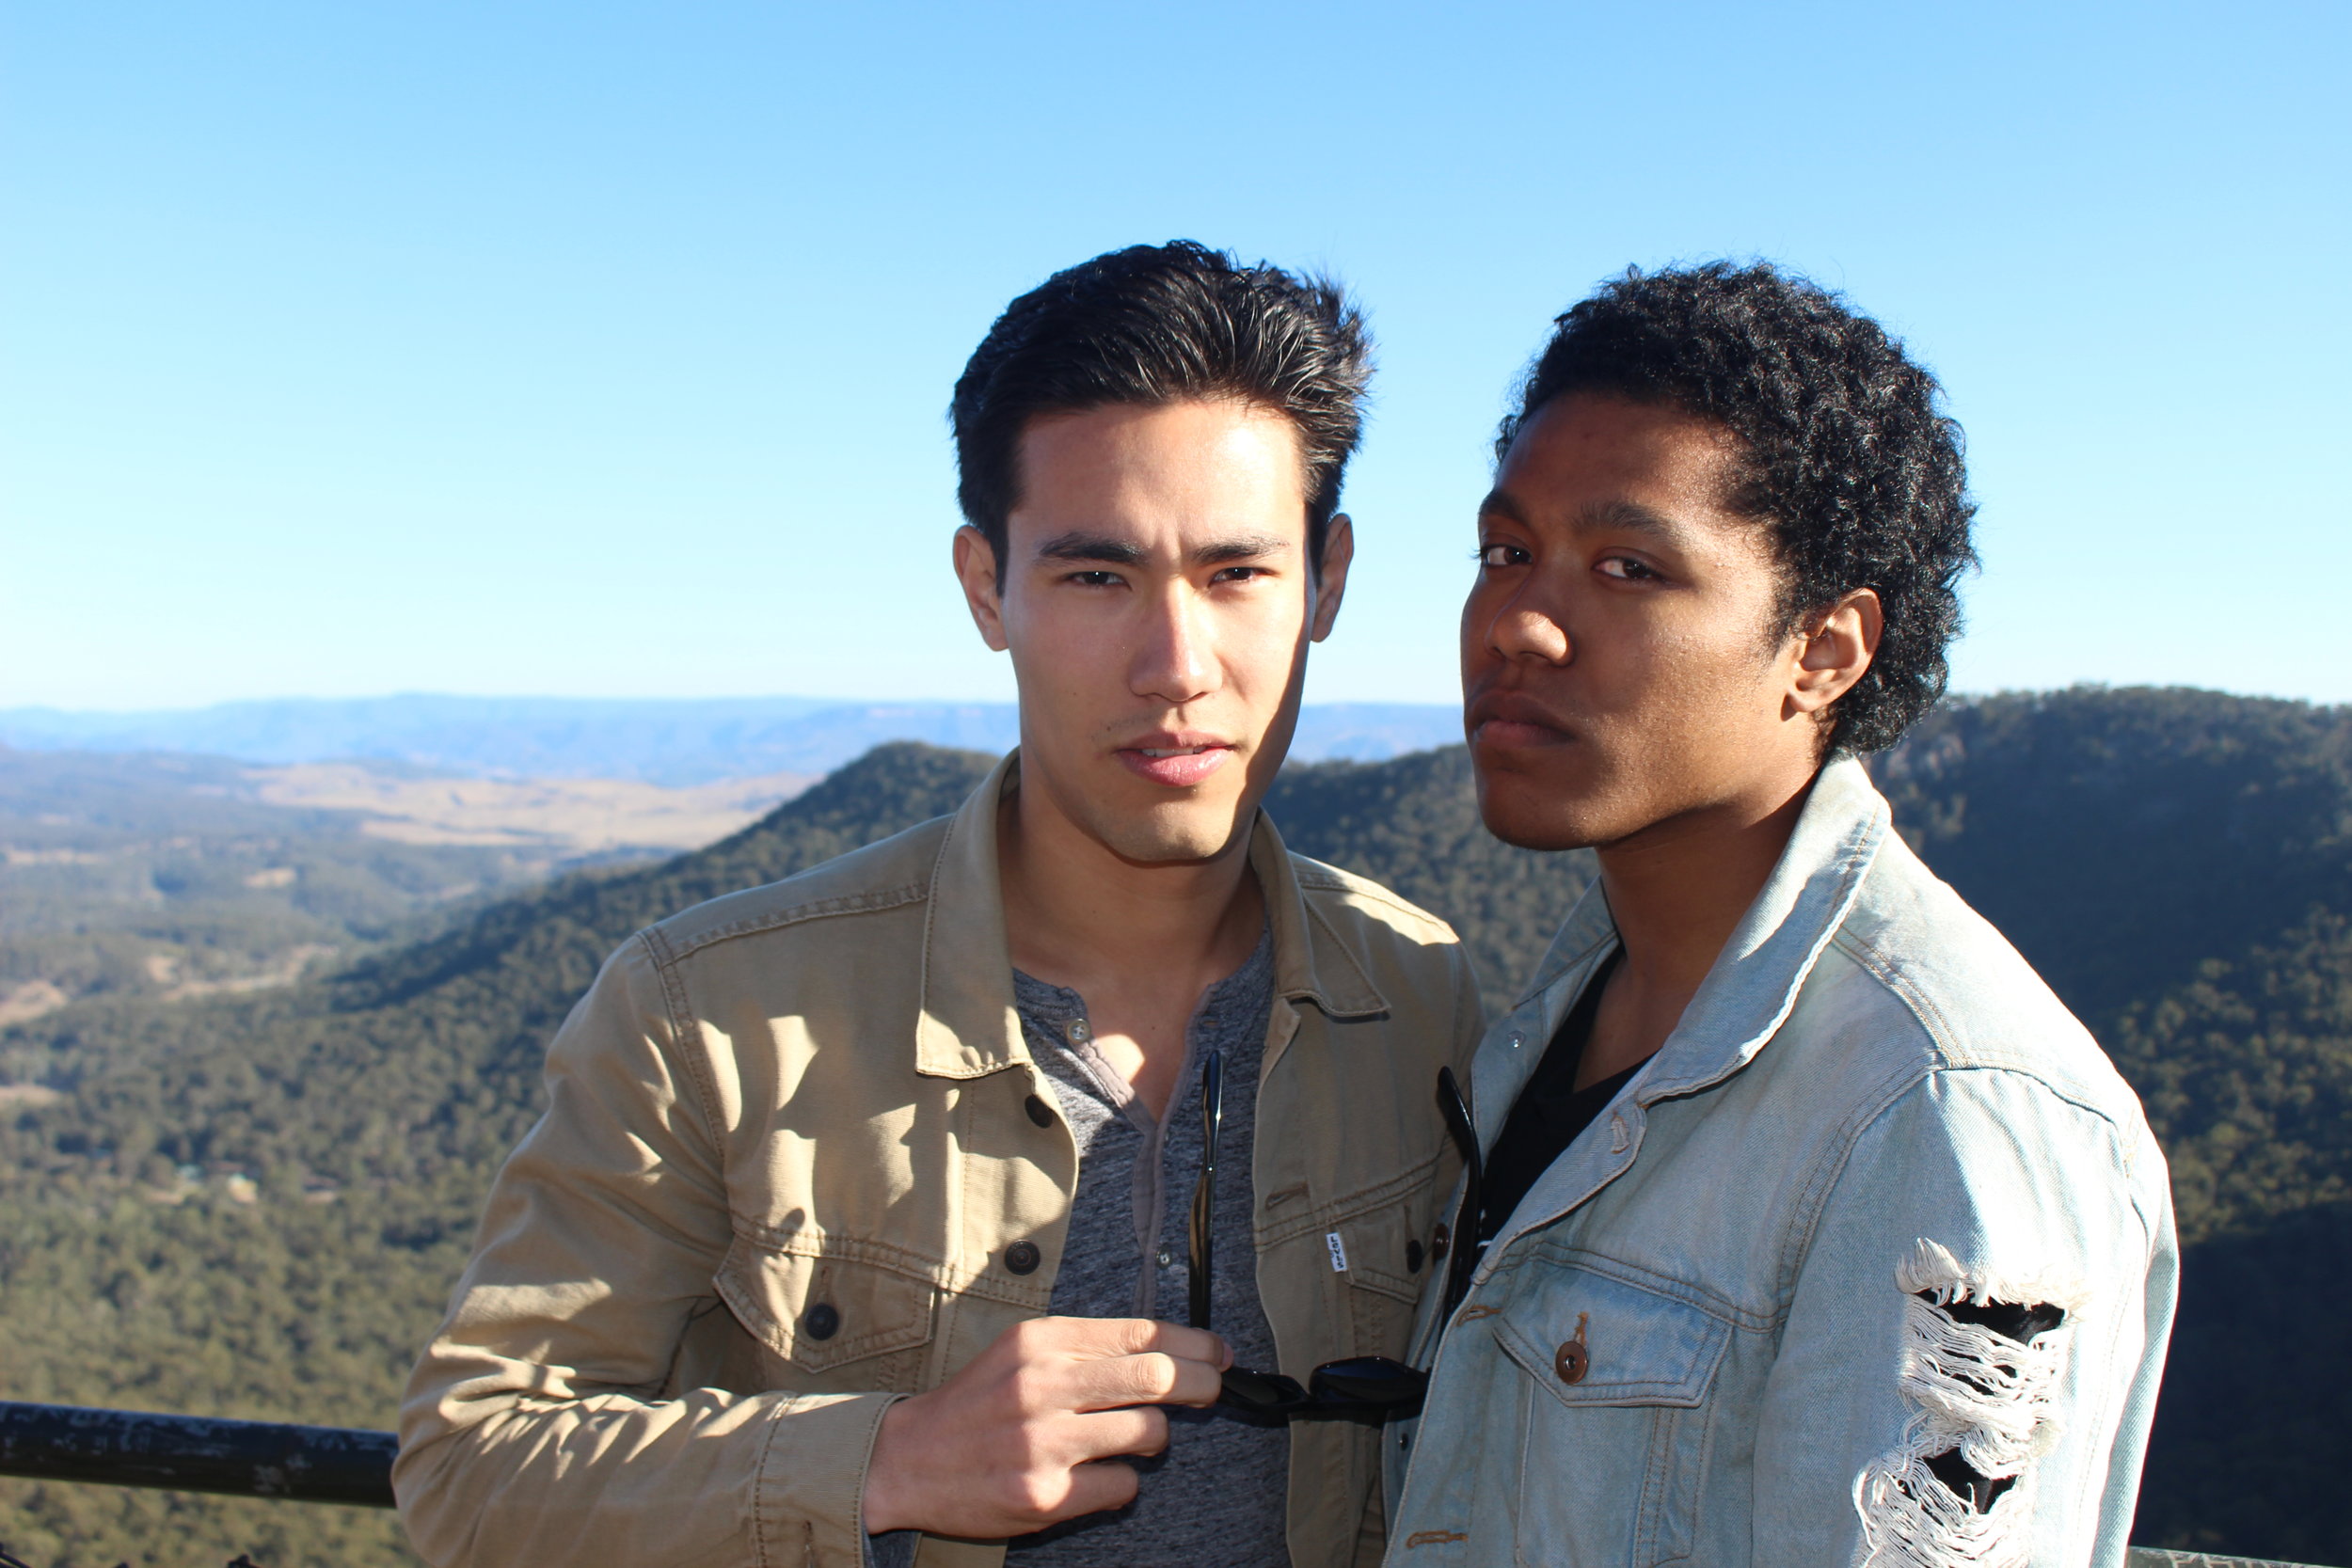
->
[0, 695, 1465, 784]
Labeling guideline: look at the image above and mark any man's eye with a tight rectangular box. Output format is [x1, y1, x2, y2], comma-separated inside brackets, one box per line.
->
[1212, 565, 1267, 584]
[1067, 571, 1123, 587]
[1596, 555, 1657, 581]
[1476, 543, 1530, 569]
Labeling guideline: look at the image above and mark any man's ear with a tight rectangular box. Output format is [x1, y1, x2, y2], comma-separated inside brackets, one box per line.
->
[1785, 587, 1883, 720]
[1309, 514, 1355, 643]
[953, 526, 1009, 653]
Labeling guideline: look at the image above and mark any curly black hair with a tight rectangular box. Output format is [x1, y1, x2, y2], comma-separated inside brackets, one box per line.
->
[953, 241, 1371, 583]
[1498, 261, 1978, 754]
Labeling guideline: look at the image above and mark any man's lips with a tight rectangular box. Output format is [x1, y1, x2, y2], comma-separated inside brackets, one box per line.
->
[1114, 737, 1235, 788]
[1466, 695, 1575, 749]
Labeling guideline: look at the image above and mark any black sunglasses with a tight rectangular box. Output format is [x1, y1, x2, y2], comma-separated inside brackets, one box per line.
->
[1187, 1048, 1427, 1420]
[1435, 1063, 1483, 1323]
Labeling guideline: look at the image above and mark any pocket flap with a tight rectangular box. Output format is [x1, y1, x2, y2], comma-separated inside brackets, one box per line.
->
[1490, 1264, 1731, 1409]
[718, 1238, 938, 1375]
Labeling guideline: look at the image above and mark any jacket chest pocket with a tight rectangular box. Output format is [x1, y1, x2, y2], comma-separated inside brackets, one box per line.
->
[1322, 1199, 1436, 1359]
[717, 1237, 941, 1395]
[1488, 1262, 1731, 1568]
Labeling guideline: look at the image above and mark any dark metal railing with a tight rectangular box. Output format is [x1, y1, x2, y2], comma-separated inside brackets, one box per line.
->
[0, 1400, 394, 1508]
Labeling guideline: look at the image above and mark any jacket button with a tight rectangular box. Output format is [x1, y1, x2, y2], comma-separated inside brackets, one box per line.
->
[1025, 1094, 1057, 1128]
[804, 1303, 840, 1341]
[1430, 1225, 1451, 1262]
[1406, 1239, 1424, 1274]
[1554, 1338, 1589, 1384]
[1005, 1240, 1042, 1275]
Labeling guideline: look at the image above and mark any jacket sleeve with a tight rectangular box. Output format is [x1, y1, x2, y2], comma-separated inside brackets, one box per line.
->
[1748, 1066, 2175, 1568]
[393, 933, 899, 1568]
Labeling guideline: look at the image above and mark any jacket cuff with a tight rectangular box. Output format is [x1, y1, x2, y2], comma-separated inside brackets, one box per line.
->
[752, 1391, 907, 1567]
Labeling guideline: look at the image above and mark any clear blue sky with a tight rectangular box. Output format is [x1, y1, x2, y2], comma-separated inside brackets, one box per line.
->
[5, 1, 2345, 712]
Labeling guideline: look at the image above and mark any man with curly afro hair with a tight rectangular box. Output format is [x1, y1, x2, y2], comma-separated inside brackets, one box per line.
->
[1381, 263, 2175, 1568]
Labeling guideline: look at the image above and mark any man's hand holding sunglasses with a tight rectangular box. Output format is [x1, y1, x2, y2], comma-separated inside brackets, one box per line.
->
[861, 1315, 1232, 1539]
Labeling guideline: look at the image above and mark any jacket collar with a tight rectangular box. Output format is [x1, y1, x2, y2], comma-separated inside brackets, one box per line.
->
[1635, 753, 1890, 1101]
[1470, 755, 1892, 1261]
[1483, 755, 1891, 1128]
[914, 750, 1387, 1079]
[1249, 811, 1390, 1022]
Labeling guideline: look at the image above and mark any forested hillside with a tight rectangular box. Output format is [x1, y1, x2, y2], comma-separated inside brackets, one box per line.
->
[0, 750, 545, 1029]
[2, 687, 2346, 1564]
[0, 746, 777, 1032]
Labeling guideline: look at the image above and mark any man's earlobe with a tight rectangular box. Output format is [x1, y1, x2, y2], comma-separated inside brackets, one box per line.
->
[953, 526, 1010, 653]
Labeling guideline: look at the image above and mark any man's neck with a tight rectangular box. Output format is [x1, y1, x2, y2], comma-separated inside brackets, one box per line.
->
[1575, 764, 1819, 1090]
[996, 779, 1264, 1118]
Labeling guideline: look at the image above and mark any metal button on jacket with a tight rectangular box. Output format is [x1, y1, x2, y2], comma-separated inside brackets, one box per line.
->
[803, 1303, 840, 1341]
[1406, 1239, 1425, 1274]
[1024, 1093, 1056, 1128]
[1005, 1240, 1042, 1275]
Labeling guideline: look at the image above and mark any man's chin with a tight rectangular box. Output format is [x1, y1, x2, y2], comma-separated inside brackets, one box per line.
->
[1087, 796, 1254, 867]
[1473, 770, 1612, 852]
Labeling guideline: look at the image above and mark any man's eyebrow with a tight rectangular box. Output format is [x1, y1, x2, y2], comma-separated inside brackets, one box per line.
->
[1476, 489, 1529, 525]
[1032, 532, 1295, 566]
[1480, 491, 1689, 543]
[1191, 534, 1292, 565]
[1034, 531, 1148, 565]
[1579, 499, 1681, 540]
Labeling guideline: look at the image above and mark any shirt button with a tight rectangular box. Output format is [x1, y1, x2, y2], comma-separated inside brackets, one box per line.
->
[1554, 1338, 1589, 1384]
[1156, 1245, 1173, 1268]
[803, 1302, 840, 1341]
[1005, 1240, 1042, 1275]
[1430, 1225, 1451, 1262]
[1508, 1031, 1524, 1049]
[1065, 1018, 1091, 1045]
[1024, 1093, 1057, 1128]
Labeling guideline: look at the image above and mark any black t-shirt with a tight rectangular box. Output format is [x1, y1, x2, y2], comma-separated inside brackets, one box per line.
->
[1475, 949, 1640, 1247]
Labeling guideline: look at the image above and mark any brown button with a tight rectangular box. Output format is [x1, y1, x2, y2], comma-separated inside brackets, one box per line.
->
[1024, 1094, 1056, 1128]
[1406, 1239, 1425, 1274]
[1554, 1309, 1591, 1384]
[1430, 1225, 1451, 1262]
[1005, 1240, 1042, 1275]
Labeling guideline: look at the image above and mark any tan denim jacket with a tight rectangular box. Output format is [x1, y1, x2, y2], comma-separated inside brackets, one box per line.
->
[395, 754, 1484, 1568]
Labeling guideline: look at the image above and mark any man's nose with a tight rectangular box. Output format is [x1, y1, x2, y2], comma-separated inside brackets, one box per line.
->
[1487, 601, 1573, 666]
[1130, 584, 1219, 705]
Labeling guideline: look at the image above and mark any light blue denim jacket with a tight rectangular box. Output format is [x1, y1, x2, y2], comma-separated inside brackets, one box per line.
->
[1383, 757, 2177, 1568]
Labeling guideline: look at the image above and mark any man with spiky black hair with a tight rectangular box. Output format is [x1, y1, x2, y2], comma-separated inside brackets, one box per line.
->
[1382, 263, 2175, 1568]
[396, 244, 1483, 1568]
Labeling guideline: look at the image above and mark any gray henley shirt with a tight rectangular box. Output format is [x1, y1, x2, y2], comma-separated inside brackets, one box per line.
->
[1003, 927, 1289, 1565]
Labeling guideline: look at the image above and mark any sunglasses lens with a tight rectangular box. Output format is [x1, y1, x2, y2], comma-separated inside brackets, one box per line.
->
[1308, 1355, 1428, 1408]
[1218, 1366, 1309, 1413]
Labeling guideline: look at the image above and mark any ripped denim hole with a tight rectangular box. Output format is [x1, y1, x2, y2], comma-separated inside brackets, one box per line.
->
[1853, 1240, 2086, 1568]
